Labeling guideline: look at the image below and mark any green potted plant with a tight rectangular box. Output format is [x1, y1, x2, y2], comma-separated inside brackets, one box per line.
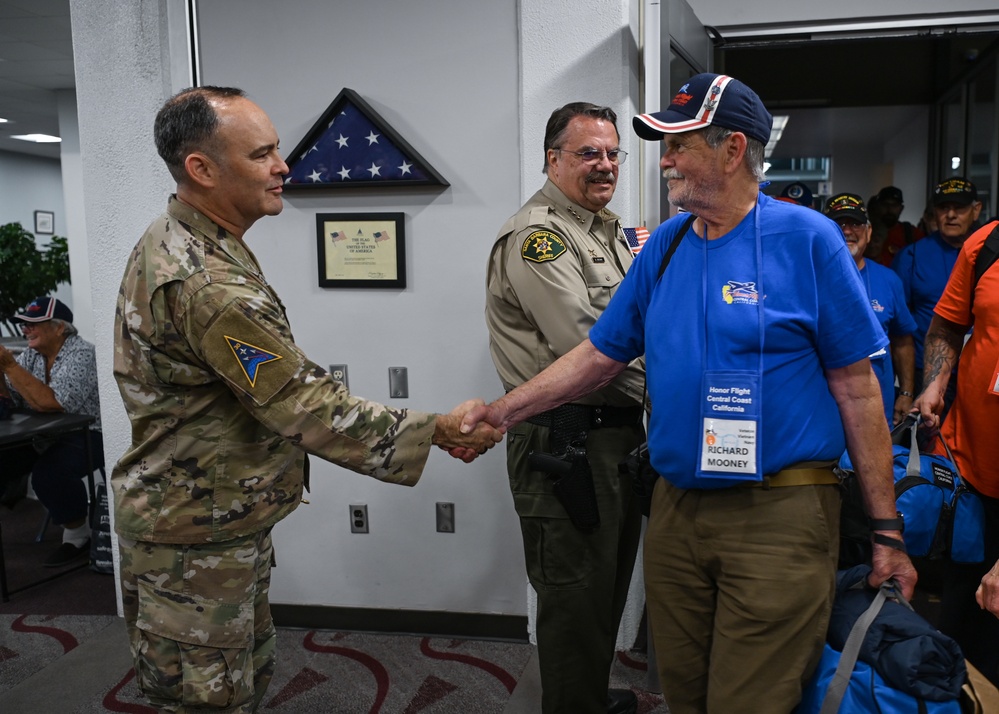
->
[0, 222, 71, 336]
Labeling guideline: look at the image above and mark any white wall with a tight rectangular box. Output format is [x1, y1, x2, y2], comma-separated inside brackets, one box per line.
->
[195, 0, 525, 614]
[190, 0, 646, 618]
[70, 0, 193, 613]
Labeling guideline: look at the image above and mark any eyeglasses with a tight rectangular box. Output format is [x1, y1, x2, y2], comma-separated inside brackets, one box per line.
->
[557, 148, 628, 165]
[19, 322, 48, 333]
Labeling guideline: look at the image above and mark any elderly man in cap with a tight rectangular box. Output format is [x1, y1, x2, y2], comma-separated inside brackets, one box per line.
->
[0, 296, 103, 567]
[893, 177, 982, 413]
[824, 193, 917, 425]
[868, 185, 925, 266]
[458, 73, 916, 713]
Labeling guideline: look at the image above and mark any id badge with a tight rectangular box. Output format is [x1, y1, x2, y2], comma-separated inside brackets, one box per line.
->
[698, 370, 761, 482]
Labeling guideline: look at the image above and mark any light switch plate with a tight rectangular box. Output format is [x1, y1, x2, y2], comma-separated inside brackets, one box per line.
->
[388, 367, 408, 398]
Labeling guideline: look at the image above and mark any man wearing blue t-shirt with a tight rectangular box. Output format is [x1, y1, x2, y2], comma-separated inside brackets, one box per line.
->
[458, 73, 916, 714]
[824, 193, 917, 425]
[892, 177, 981, 411]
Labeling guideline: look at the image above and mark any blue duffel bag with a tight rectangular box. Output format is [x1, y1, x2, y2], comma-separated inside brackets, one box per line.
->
[799, 566, 966, 714]
[837, 415, 984, 563]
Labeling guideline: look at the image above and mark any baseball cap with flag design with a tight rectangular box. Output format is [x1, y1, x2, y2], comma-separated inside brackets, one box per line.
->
[13, 296, 74, 324]
[633, 73, 773, 146]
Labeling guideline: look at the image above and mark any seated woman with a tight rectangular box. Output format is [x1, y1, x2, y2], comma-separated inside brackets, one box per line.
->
[0, 296, 104, 567]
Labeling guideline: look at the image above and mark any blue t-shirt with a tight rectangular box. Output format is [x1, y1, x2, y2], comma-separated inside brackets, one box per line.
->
[589, 194, 888, 489]
[891, 232, 961, 369]
[859, 261, 917, 422]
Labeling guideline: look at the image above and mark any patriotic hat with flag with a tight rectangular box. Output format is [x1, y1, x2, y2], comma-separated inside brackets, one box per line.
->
[633, 73, 773, 146]
[13, 296, 73, 324]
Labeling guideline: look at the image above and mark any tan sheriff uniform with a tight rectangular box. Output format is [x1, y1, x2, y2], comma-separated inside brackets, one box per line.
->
[485, 179, 645, 714]
[113, 196, 435, 712]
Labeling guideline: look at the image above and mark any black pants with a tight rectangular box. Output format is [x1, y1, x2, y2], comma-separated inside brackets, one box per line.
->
[938, 485, 999, 686]
[2, 429, 104, 525]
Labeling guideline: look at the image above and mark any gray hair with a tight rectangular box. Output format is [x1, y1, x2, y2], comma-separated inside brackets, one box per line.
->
[702, 125, 767, 183]
[51, 319, 77, 337]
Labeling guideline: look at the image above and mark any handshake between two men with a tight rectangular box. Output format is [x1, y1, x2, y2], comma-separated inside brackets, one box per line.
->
[433, 399, 507, 462]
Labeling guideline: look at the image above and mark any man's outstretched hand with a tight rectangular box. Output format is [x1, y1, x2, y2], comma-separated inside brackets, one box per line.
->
[433, 400, 504, 463]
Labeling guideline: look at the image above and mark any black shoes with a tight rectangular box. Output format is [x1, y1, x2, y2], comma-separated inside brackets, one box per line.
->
[607, 688, 638, 714]
[43, 541, 90, 568]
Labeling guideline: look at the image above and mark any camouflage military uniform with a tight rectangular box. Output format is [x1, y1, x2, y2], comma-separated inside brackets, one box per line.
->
[113, 196, 436, 712]
[485, 180, 645, 714]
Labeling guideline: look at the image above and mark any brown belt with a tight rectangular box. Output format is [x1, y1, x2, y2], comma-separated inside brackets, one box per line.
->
[744, 462, 839, 489]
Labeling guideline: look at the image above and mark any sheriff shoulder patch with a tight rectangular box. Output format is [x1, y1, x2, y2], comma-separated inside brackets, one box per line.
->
[522, 230, 567, 263]
[225, 336, 283, 388]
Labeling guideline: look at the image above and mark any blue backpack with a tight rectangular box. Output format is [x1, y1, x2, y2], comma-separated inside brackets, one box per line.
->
[837, 416, 984, 563]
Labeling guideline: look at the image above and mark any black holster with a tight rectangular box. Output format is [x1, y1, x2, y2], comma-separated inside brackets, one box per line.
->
[527, 405, 600, 533]
[618, 441, 658, 517]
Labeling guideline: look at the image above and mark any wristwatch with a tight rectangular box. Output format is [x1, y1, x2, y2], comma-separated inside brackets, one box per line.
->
[899, 390, 914, 398]
[870, 512, 905, 533]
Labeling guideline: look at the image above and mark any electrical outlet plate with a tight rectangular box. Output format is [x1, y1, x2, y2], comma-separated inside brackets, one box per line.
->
[436, 502, 454, 533]
[329, 364, 349, 390]
[349, 504, 368, 533]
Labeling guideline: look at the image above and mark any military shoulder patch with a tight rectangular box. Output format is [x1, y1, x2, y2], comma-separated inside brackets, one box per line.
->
[522, 230, 567, 264]
[224, 336, 283, 388]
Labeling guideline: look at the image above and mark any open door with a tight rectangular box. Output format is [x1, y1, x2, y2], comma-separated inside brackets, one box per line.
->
[640, 0, 714, 226]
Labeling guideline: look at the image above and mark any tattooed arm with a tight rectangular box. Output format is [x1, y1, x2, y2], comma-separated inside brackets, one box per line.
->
[912, 314, 968, 430]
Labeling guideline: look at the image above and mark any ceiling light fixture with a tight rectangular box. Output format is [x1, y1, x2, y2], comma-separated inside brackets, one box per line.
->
[11, 133, 61, 143]
[764, 115, 789, 159]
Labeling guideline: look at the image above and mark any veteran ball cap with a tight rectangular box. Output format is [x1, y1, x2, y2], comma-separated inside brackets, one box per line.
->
[778, 181, 813, 207]
[633, 73, 773, 146]
[824, 193, 869, 224]
[876, 186, 904, 205]
[13, 296, 73, 324]
[932, 177, 978, 206]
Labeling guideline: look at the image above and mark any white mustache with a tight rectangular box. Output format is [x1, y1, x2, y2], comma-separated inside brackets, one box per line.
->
[663, 169, 684, 180]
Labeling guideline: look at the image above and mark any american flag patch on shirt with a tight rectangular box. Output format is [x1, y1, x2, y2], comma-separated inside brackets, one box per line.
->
[623, 227, 650, 256]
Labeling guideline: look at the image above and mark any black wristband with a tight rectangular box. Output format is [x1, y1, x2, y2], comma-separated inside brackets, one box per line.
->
[872, 533, 907, 553]
[870, 514, 905, 533]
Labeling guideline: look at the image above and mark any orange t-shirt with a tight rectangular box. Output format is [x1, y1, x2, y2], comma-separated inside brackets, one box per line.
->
[935, 221, 999, 496]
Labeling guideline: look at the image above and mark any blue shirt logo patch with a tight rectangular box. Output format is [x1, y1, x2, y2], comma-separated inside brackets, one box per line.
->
[721, 281, 759, 305]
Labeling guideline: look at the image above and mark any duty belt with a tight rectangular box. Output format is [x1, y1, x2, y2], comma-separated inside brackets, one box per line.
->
[526, 403, 644, 430]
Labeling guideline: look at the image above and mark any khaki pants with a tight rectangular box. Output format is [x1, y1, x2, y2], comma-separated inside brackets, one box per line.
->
[119, 529, 276, 713]
[645, 478, 840, 714]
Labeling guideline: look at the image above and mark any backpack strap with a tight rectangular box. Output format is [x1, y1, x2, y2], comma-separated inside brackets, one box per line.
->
[971, 222, 999, 311]
[656, 213, 698, 281]
[820, 578, 912, 714]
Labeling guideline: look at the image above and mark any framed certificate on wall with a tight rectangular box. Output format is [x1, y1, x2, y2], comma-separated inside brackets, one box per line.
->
[316, 212, 405, 289]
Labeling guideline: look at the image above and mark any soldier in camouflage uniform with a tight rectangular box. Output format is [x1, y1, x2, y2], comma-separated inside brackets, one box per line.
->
[484, 103, 645, 714]
[113, 86, 501, 713]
